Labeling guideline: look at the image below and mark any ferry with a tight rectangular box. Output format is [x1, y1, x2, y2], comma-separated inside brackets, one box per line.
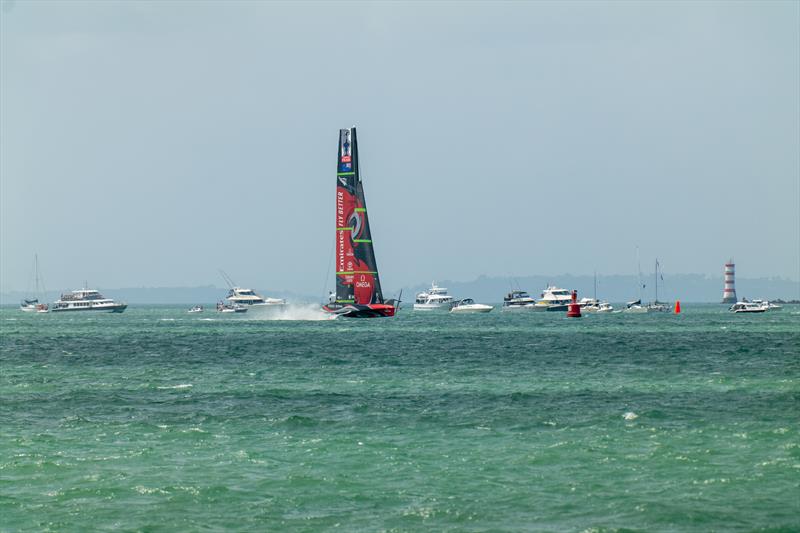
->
[51, 288, 127, 313]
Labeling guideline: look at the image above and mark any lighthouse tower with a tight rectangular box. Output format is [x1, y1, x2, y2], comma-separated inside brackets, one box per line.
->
[722, 260, 737, 304]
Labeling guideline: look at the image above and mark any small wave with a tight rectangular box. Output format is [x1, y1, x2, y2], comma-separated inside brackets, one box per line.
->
[623, 412, 638, 421]
[134, 485, 169, 495]
[249, 303, 337, 321]
[157, 383, 192, 390]
[159, 318, 178, 322]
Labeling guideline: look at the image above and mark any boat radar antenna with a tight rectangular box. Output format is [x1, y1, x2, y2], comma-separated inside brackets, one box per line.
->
[218, 269, 237, 289]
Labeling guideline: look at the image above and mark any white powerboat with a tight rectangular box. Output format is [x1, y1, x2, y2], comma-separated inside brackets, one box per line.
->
[729, 301, 767, 313]
[226, 287, 286, 307]
[217, 302, 247, 313]
[450, 298, 493, 313]
[188, 305, 204, 313]
[51, 288, 127, 313]
[533, 286, 572, 311]
[503, 290, 536, 310]
[413, 282, 453, 310]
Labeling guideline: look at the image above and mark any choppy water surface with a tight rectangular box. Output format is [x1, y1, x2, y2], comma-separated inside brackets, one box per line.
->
[1, 304, 798, 531]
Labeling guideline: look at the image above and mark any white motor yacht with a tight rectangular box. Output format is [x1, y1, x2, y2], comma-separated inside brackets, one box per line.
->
[413, 282, 454, 310]
[503, 290, 536, 310]
[533, 286, 573, 311]
[450, 298, 493, 313]
[225, 287, 286, 307]
[188, 305, 204, 313]
[729, 301, 767, 313]
[51, 288, 127, 313]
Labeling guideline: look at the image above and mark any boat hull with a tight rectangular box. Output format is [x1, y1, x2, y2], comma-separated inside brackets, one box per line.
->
[502, 303, 537, 311]
[323, 303, 396, 318]
[450, 304, 493, 313]
[51, 304, 127, 313]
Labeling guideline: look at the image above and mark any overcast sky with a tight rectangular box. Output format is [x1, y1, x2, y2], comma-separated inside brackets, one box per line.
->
[1, 0, 798, 294]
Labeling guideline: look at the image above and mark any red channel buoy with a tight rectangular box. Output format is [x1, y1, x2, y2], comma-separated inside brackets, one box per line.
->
[674, 300, 681, 314]
[567, 289, 582, 318]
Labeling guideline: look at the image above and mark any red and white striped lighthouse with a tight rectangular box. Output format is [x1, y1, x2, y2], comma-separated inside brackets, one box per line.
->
[722, 260, 737, 304]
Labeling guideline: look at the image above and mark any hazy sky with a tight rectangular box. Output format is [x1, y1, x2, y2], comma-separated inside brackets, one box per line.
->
[1, 0, 798, 294]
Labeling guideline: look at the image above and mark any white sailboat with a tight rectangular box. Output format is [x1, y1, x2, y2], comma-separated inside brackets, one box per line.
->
[20, 254, 49, 313]
[647, 259, 670, 312]
[624, 248, 647, 313]
[580, 272, 613, 313]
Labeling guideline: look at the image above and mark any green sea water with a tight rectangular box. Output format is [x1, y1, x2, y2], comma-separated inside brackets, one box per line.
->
[1, 304, 798, 532]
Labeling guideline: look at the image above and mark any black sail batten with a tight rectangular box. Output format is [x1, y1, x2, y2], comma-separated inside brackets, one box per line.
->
[334, 127, 384, 307]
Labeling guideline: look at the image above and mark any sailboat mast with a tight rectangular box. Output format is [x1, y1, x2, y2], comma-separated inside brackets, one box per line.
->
[656, 259, 660, 303]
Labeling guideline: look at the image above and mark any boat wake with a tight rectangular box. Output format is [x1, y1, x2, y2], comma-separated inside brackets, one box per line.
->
[250, 303, 335, 321]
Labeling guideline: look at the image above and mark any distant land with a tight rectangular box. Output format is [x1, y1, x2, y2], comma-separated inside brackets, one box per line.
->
[1, 275, 798, 305]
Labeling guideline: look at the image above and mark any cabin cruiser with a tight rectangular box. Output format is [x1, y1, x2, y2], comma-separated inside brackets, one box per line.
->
[413, 282, 454, 310]
[51, 288, 127, 313]
[579, 298, 613, 313]
[533, 286, 573, 311]
[188, 305, 204, 313]
[623, 299, 648, 313]
[450, 298, 493, 313]
[225, 287, 285, 307]
[503, 290, 536, 310]
[217, 302, 247, 313]
[729, 301, 767, 313]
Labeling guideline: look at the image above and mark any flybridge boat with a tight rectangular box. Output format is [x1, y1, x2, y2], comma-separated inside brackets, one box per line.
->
[322, 127, 398, 318]
[51, 288, 127, 313]
[225, 287, 285, 307]
[218, 271, 286, 308]
[503, 290, 536, 310]
[533, 286, 572, 311]
[414, 283, 454, 310]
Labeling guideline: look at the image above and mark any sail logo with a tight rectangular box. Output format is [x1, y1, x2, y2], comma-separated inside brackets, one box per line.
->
[341, 155, 351, 163]
[340, 130, 351, 157]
